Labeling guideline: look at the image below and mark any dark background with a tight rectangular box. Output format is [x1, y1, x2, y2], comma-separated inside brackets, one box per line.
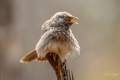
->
[0, 0, 120, 80]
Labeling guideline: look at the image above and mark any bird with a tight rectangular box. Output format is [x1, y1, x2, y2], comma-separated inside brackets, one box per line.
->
[20, 11, 80, 64]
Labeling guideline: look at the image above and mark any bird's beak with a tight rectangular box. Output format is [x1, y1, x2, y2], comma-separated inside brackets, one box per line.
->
[70, 16, 79, 24]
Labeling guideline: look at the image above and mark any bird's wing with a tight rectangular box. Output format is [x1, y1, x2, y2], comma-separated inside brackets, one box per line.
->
[35, 29, 56, 56]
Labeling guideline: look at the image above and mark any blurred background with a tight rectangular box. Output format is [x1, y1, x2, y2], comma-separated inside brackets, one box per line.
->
[0, 0, 120, 80]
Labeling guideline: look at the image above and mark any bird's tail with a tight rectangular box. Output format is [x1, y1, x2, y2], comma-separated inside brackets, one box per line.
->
[20, 49, 38, 64]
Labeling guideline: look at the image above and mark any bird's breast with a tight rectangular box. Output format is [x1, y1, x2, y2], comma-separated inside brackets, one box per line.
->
[36, 29, 80, 61]
[44, 31, 72, 59]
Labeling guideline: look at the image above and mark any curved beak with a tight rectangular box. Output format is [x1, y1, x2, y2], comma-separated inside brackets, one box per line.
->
[70, 16, 79, 24]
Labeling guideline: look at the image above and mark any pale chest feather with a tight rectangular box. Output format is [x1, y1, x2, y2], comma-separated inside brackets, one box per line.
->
[35, 29, 80, 60]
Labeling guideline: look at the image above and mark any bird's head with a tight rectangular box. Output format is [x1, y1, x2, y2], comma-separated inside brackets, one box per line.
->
[50, 11, 79, 28]
[41, 12, 79, 31]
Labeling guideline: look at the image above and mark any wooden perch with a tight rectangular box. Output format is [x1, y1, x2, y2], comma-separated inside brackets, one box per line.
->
[46, 52, 74, 80]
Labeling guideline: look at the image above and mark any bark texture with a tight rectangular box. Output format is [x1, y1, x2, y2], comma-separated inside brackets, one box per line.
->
[46, 52, 74, 80]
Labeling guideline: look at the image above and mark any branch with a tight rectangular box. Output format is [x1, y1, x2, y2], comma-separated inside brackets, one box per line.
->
[46, 52, 74, 80]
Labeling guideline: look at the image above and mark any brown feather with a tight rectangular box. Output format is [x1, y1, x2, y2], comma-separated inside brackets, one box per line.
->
[20, 49, 38, 64]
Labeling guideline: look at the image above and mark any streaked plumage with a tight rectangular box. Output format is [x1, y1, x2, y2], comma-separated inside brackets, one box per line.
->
[20, 11, 80, 63]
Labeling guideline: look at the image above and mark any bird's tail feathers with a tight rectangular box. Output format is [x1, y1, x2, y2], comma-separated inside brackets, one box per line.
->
[20, 49, 38, 64]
